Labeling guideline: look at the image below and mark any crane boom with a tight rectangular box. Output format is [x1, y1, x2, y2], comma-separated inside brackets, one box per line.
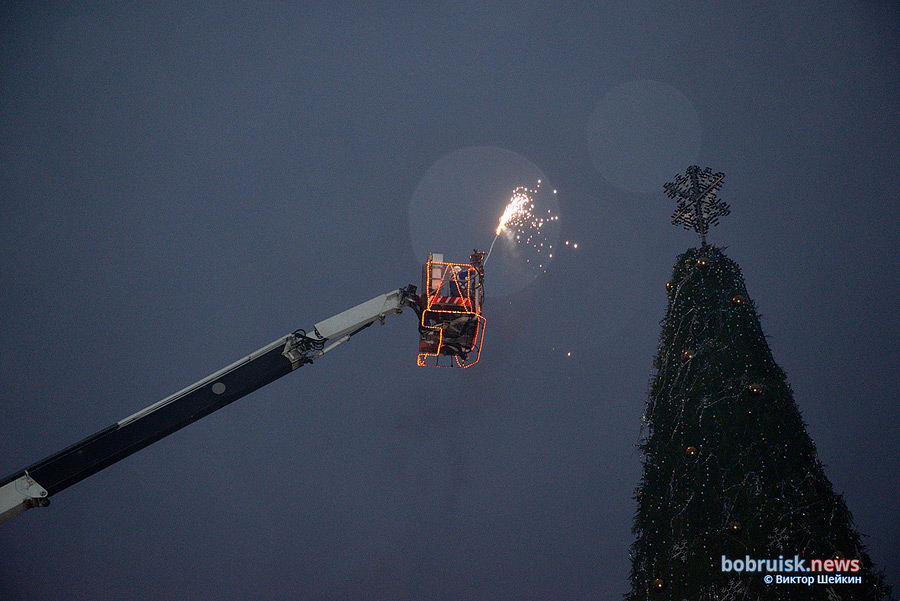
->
[0, 286, 418, 524]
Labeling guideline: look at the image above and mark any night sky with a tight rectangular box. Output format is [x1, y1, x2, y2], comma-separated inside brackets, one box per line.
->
[2, 3, 898, 599]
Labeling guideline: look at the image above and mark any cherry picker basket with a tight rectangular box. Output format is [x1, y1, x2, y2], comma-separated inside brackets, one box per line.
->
[417, 252, 485, 368]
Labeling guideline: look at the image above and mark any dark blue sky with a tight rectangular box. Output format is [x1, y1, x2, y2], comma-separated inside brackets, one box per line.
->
[1, 3, 898, 599]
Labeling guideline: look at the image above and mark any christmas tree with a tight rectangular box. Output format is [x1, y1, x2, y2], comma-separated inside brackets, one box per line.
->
[626, 167, 893, 600]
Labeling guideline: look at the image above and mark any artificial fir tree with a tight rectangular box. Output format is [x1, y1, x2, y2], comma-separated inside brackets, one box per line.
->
[626, 167, 893, 601]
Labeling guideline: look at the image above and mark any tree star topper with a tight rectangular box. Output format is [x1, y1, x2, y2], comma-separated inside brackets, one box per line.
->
[664, 165, 729, 247]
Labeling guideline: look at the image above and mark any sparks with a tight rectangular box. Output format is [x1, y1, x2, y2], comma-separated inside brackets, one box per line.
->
[495, 188, 531, 235]
[485, 180, 560, 268]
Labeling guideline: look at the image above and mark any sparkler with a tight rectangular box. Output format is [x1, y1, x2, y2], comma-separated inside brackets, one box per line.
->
[495, 188, 531, 235]
[484, 180, 560, 268]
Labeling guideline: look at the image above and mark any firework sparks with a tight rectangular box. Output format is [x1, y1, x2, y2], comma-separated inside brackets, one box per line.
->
[485, 180, 561, 268]
[495, 188, 531, 235]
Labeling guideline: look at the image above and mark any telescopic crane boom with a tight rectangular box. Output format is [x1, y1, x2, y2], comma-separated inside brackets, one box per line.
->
[0, 286, 420, 524]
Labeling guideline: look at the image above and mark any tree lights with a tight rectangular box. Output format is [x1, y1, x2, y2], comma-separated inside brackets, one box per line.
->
[627, 244, 893, 601]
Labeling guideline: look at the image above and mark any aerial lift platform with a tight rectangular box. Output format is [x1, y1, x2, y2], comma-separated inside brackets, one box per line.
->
[0, 252, 485, 523]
